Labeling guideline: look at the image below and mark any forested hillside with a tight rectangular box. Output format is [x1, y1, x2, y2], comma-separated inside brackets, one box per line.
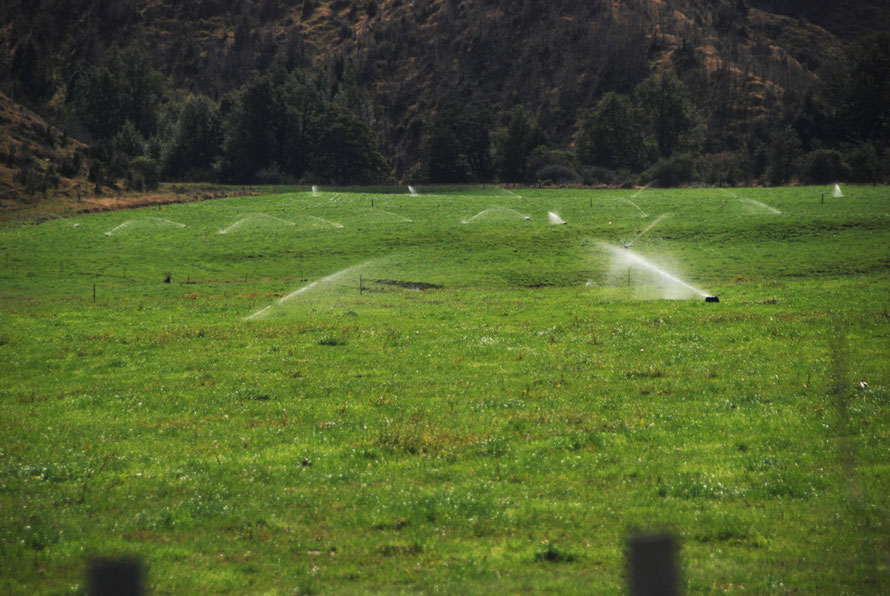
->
[1, 0, 889, 203]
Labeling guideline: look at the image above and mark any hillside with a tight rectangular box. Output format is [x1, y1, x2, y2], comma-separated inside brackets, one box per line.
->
[749, 0, 890, 41]
[1, 0, 888, 193]
[0, 92, 90, 212]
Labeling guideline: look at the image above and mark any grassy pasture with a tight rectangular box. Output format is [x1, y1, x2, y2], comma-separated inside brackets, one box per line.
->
[1, 185, 889, 593]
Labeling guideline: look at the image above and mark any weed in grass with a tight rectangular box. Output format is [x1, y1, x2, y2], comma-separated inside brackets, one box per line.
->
[535, 542, 578, 564]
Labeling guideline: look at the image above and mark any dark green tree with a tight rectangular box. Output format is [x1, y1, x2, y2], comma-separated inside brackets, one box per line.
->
[766, 126, 801, 186]
[801, 149, 851, 184]
[220, 73, 285, 182]
[846, 143, 882, 184]
[463, 110, 494, 182]
[112, 120, 145, 159]
[494, 106, 545, 183]
[73, 63, 125, 140]
[426, 104, 492, 183]
[635, 69, 698, 158]
[72, 46, 165, 141]
[427, 114, 465, 183]
[576, 92, 647, 170]
[129, 156, 160, 191]
[11, 37, 55, 104]
[843, 33, 890, 147]
[220, 69, 387, 184]
[221, 70, 332, 183]
[164, 95, 224, 179]
[309, 104, 388, 184]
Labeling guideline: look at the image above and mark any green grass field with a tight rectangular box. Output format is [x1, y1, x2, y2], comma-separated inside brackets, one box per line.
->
[1, 185, 889, 593]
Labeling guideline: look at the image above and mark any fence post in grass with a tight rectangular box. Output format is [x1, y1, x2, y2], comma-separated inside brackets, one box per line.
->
[87, 556, 145, 596]
[821, 193, 824, 204]
[627, 532, 679, 596]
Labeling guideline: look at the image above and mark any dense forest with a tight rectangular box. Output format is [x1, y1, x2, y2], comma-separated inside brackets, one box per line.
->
[1, 0, 889, 201]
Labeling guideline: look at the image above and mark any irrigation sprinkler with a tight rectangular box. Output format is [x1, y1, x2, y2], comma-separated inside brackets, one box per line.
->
[705, 296, 720, 303]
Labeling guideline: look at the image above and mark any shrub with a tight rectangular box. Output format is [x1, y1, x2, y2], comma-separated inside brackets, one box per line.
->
[846, 144, 883, 184]
[255, 162, 291, 185]
[527, 146, 577, 184]
[800, 149, 851, 184]
[694, 152, 742, 186]
[535, 163, 578, 185]
[129, 157, 160, 191]
[641, 153, 694, 187]
[580, 165, 633, 186]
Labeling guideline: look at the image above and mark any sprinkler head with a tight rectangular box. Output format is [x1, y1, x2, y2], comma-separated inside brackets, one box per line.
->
[705, 296, 720, 303]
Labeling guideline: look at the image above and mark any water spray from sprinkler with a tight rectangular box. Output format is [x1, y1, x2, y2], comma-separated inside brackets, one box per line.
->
[623, 213, 669, 248]
[602, 242, 717, 302]
[548, 212, 567, 225]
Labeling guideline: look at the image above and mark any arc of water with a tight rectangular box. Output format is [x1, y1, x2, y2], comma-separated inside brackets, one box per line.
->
[462, 206, 530, 224]
[741, 198, 781, 215]
[37, 212, 75, 226]
[626, 213, 669, 246]
[548, 212, 566, 225]
[603, 243, 709, 297]
[500, 188, 522, 199]
[630, 180, 655, 200]
[219, 214, 296, 234]
[154, 217, 186, 228]
[372, 208, 413, 223]
[105, 221, 134, 235]
[302, 215, 344, 228]
[245, 262, 369, 320]
[621, 197, 648, 218]
[105, 217, 186, 236]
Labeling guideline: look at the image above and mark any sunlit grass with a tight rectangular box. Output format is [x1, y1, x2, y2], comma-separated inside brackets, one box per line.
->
[1, 185, 888, 593]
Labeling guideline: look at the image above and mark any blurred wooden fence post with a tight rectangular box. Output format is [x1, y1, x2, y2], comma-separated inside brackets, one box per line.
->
[87, 556, 145, 596]
[627, 532, 679, 596]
